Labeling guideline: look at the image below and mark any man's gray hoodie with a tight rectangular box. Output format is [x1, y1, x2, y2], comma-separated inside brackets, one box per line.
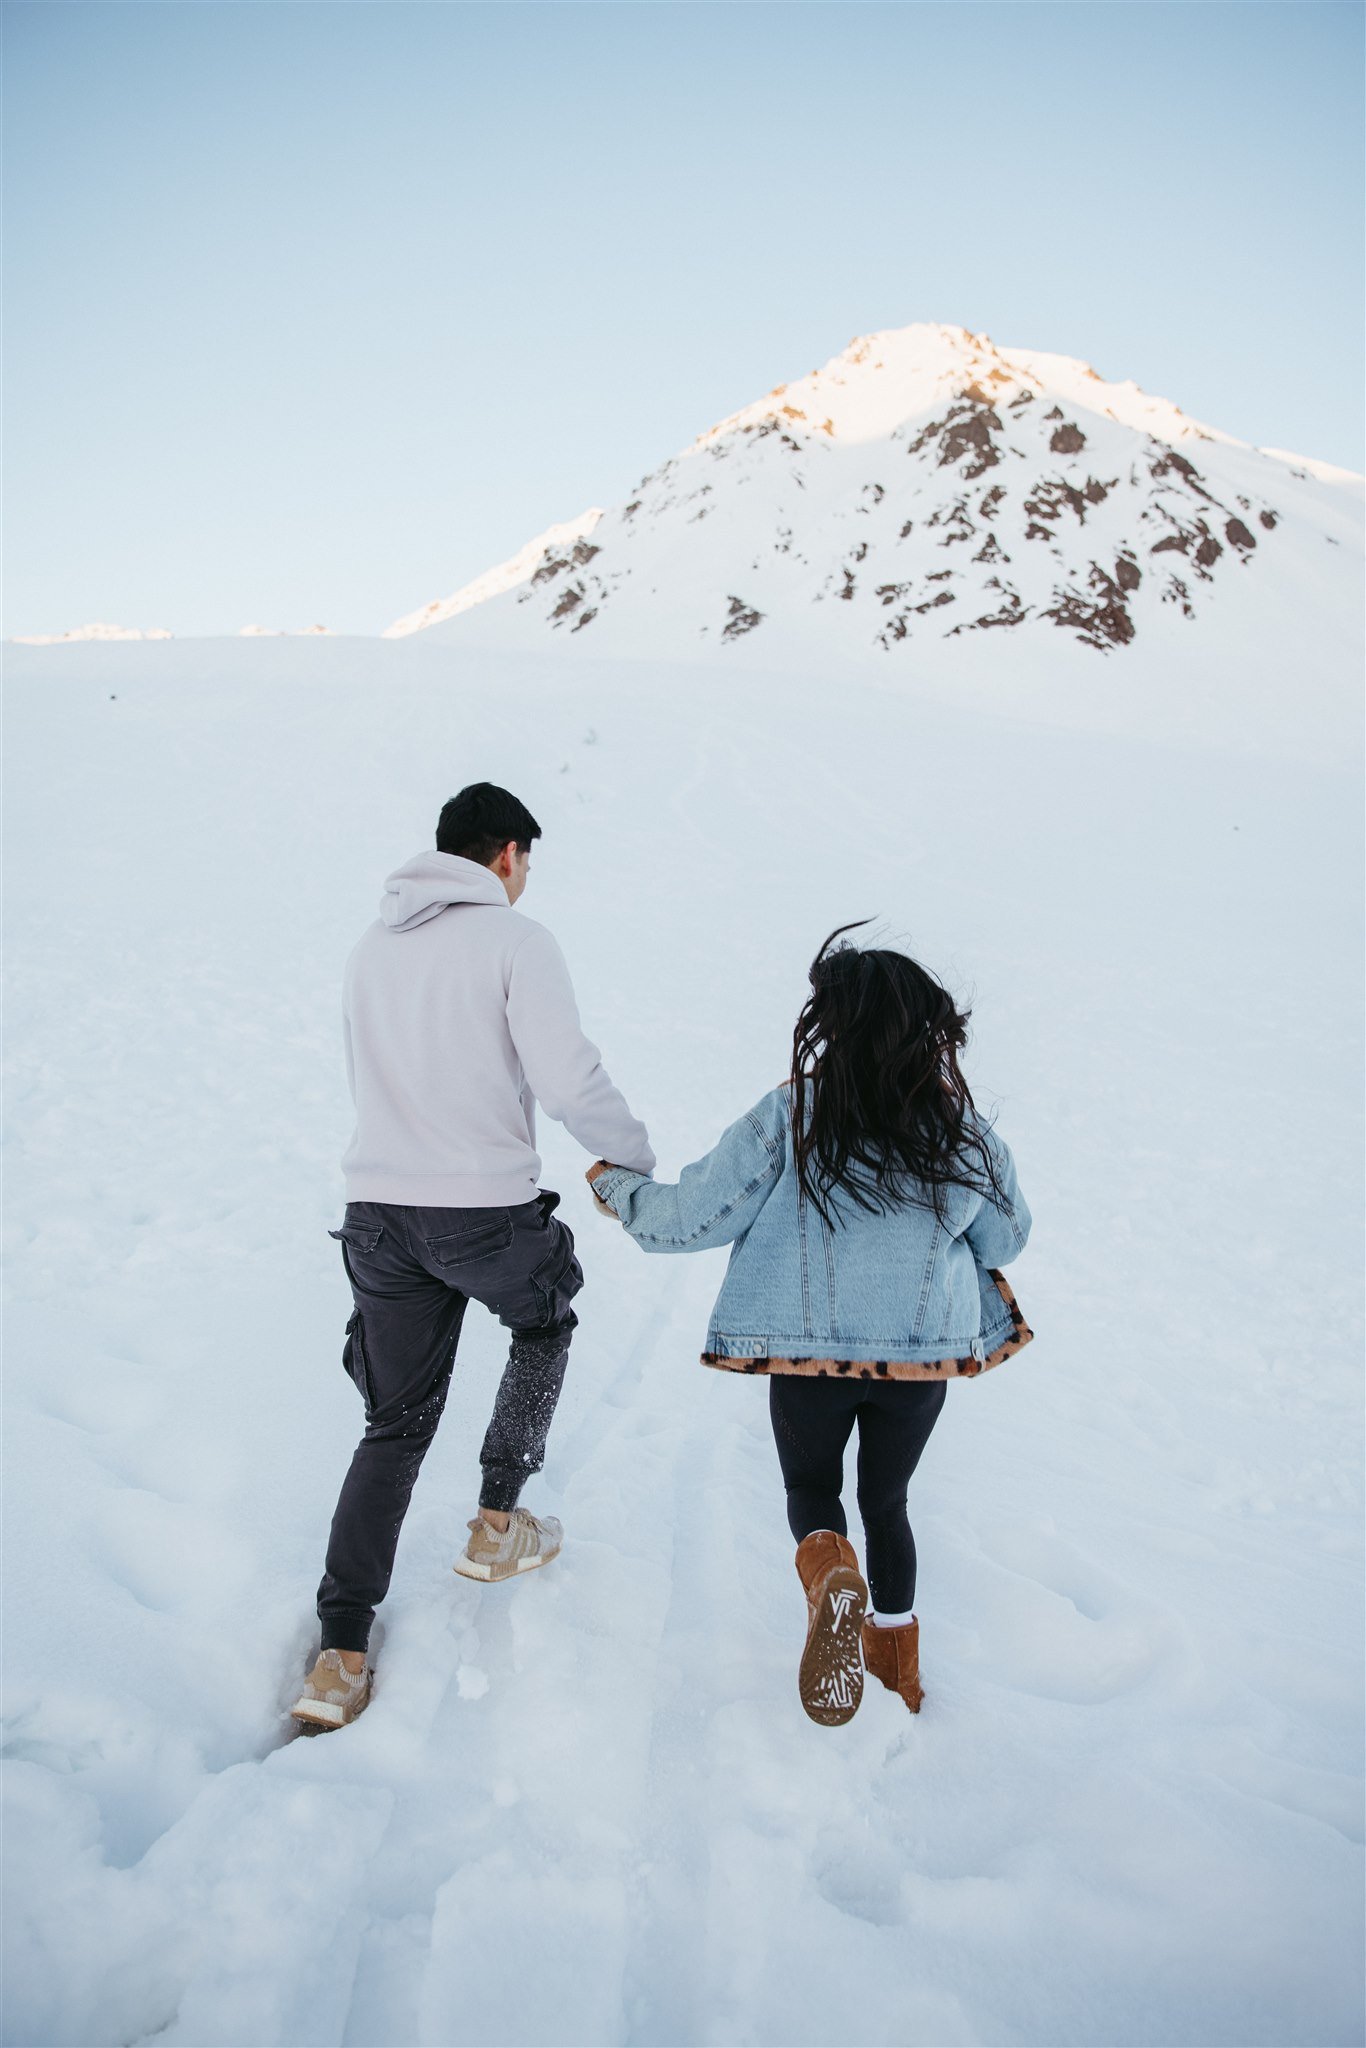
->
[341, 852, 654, 1207]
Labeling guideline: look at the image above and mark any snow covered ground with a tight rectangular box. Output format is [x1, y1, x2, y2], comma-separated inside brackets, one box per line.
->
[3, 623, 1363, 2047]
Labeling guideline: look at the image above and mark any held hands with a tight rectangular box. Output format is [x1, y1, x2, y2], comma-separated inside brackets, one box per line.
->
[586, 1160, 620, 1219]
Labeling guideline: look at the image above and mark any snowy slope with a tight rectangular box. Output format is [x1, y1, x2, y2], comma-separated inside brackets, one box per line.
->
[3, 614, 1362, 2046]
[386, 510, 606, 640]
[386, 324, 1364, 663]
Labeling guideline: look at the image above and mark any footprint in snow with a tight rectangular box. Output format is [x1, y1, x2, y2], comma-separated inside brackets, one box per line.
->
[812, 1827, 907, 1926]
[964, 1518, 1190, 1706]
[92, 1488, 241, 1616]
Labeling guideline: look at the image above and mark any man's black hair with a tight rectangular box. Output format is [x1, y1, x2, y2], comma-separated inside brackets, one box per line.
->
[436, 783, 542, 867]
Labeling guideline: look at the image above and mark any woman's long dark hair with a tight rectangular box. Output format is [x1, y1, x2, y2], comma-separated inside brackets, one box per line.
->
[790, 922, 1005, 1228]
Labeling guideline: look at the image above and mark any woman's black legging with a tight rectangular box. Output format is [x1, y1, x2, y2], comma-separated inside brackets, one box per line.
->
[769, 1376, 947, 1613]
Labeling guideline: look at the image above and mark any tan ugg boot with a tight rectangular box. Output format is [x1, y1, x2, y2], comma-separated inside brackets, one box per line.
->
[862, 1616, 923, 1714]
[794, 1531, 868, 1727]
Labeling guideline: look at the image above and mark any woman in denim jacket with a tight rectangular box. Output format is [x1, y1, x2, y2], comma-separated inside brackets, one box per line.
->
[589, 925, 1032, 1728]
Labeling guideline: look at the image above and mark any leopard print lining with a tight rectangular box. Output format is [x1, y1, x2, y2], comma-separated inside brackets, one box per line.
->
[700, 1270, 1033, 1381]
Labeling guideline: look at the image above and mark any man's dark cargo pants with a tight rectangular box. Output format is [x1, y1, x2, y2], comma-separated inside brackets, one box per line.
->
[317, 1190, 582, 1652]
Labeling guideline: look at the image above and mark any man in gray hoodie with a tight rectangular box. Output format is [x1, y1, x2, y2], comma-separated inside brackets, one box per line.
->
[292, 783, 653, 1730]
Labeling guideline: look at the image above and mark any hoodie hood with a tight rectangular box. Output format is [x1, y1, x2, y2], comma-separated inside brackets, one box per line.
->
[380, 851, 509, 931]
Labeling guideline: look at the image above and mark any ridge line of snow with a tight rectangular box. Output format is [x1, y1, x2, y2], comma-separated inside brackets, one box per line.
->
[1256, 448, 1365, 486]
[384, 509, 605, 640]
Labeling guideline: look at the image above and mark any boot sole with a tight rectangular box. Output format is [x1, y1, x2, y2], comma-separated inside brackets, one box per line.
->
[452, 1543, 561, 1583]
[799, 1563, 868, 1726]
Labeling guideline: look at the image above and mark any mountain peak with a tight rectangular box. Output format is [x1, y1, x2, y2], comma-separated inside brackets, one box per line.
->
[692, 321, 1226, 457]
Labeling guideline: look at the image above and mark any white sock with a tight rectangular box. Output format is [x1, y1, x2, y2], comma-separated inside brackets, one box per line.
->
[870, 1608, 916, 1629]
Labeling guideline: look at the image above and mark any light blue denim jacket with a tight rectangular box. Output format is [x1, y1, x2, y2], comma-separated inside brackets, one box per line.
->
[592, 1086, 1031, 1366]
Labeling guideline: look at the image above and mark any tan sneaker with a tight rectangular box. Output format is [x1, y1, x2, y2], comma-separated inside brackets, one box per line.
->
[453, 1507, 563, 1582]
[290, 1648, 372, 1732]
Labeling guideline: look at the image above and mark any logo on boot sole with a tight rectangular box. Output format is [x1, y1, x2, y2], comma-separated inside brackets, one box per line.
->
[828, 1588, 860, 1627]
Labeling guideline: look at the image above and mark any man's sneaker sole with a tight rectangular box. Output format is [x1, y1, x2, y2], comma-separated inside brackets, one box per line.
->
[289, 1681, 371, 1734]
[452, 1543, 561, 1583]
[798, 1564, 868, 1726]
[284, 1622, 382, 1738]
[291, 1698, 349, 1730]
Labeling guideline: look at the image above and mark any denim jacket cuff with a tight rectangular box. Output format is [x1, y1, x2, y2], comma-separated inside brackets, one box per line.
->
[588, 1164, 650, 1218]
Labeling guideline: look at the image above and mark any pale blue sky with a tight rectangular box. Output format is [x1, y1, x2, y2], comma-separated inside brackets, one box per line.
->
[5, 0, 1363, 638]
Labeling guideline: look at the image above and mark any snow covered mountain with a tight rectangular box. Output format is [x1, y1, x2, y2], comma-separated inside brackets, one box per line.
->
[11, 620, 175, 645]
[387, 323, 1362, 658]
[12, 622, 339, 643]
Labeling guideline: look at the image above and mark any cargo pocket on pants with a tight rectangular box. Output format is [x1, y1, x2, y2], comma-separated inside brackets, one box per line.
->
[341, 1310, 376, 1414]
[529, 1224, 584, 1331]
